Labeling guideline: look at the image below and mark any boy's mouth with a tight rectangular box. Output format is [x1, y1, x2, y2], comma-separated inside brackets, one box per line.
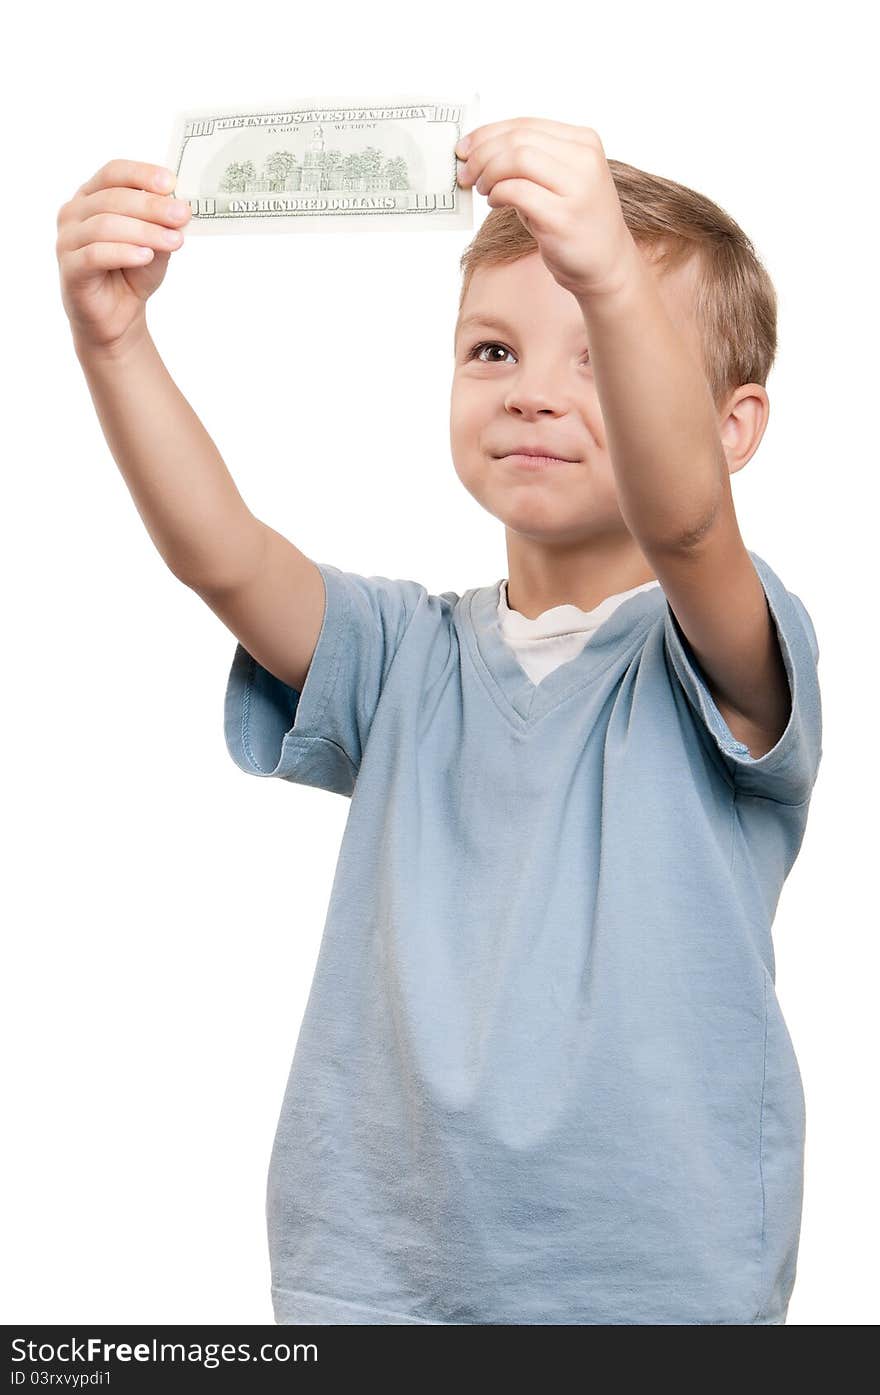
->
[499, 452, 579, 469]
[494, 445, 580, 463]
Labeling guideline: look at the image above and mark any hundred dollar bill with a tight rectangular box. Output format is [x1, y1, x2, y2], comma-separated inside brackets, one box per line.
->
[164, 92, 480, 235]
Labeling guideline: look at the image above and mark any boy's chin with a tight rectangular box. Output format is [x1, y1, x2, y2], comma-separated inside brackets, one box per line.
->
[454, 473, 602, 540]
[498, 505, 601, 544]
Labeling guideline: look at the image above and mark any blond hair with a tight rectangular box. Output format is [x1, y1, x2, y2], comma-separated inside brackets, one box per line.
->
[456, 158, 778, 410]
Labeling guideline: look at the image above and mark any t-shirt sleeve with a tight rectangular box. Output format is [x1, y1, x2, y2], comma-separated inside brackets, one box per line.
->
[662, 549, 823, 805]
[223, 560, 426, 797]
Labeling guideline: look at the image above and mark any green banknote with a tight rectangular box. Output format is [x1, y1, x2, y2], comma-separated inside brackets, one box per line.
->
[165, 92, 480, 235]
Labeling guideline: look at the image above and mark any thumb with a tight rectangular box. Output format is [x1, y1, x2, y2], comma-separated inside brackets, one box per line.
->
[123, 245, 173, 302]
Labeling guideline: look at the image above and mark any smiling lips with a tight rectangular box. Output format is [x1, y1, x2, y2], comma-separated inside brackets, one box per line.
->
[497, 446, 580, 462]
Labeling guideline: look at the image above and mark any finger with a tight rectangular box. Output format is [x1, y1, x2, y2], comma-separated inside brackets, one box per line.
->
[76, 160, 177, 200]
[459, 128, 588, 190]
[73, 184, 192, 233]
[484, 178, 557, 233]
[457, 117, 599, 157]
[65, 209, 185, 255]
[467, 146, 576, 201]
[60, 240, 167, 287]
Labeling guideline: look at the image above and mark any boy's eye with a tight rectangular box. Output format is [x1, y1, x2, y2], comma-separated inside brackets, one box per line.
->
[467, 340, 514, 364]
[465, 340, 590, 365]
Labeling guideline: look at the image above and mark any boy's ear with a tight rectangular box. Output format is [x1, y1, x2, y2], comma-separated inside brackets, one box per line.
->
[718, 385, 770, 475]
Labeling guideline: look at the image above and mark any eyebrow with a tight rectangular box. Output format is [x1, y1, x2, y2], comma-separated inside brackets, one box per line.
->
[454, 312, 588, 345]
[455, 313, 517, 342]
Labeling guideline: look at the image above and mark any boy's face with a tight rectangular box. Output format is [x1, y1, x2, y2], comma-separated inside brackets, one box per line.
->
[449, 249, 710, 548]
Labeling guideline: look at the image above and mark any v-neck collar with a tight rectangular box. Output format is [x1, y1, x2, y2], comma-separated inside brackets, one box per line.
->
[463, 578, 666, 727]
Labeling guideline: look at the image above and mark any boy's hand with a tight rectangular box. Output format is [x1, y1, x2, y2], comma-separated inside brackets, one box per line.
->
[56, 159, 191, 356]
[456, 117, 637, 300]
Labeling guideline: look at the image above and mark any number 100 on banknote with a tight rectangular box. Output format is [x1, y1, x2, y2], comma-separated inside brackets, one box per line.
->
[165, 93, 480, 235]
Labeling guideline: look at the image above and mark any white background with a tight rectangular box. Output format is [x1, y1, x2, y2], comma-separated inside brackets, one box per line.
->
[4, 0, 876, 1326]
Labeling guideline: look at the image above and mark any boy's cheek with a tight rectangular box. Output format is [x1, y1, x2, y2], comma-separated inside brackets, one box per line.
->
[451, 452, 496, 502]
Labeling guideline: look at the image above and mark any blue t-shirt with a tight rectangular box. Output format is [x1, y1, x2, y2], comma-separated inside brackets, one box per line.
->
[223, 548, 822, 1325]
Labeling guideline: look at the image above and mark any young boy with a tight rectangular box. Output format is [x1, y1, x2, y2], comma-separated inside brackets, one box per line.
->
[57, 117, 822, 1326]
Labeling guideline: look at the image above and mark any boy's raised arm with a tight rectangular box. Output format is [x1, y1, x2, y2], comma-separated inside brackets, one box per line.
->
[58, 158, 326, 695]
[73, 327, 266, 590]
